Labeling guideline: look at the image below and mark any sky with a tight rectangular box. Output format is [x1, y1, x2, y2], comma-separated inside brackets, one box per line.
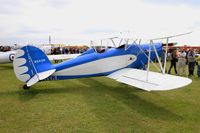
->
[0, 0, 200, 46]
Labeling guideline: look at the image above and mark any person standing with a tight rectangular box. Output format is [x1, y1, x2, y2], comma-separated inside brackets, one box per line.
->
[177, 50, 186, 76]
[161, 49, 165, 67]
[168, 50, 178, 74]
[187, 49, 196, 76]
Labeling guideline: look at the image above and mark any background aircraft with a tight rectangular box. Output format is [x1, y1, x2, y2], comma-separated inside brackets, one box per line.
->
[0, 51, 16, 64]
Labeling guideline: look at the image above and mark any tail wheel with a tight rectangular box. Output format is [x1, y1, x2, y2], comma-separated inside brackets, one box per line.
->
[23, 84, 30, 90]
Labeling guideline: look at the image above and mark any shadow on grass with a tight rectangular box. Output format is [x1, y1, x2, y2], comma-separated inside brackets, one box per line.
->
[0, 82, 89, 101]
[78, 78, 183, 122]
[0, 77, 183, 122]
[17, 89, 39, 101]
[0, 87, 39, 101]
[0, 64, 13, 70]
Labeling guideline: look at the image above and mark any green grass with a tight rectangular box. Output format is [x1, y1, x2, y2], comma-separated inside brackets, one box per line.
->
[0, 63, 199, 133]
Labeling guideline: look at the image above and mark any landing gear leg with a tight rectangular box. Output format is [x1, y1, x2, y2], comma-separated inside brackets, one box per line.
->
[23, 84, 30, 90]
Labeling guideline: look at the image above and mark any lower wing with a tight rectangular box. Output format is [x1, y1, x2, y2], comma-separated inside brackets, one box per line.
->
[107, 68, 192, 91]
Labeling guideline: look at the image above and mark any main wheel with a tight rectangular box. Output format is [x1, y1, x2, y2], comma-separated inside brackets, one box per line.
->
[23, 84, 30, 90]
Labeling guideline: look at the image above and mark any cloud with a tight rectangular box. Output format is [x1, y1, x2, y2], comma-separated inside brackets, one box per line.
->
[143, 0, 200, 7]
[47, 0, 71, 8]
[0, 0, 71, 15]
[82, 29, 118, 34]
[0, 0, 200, 45]
[0, 0, 21, 14]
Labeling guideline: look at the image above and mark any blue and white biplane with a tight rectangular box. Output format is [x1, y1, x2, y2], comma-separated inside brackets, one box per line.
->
[13, 36, 192, 91]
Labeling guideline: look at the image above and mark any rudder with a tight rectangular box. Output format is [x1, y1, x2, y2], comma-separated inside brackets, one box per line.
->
[13, 45, 55, 87]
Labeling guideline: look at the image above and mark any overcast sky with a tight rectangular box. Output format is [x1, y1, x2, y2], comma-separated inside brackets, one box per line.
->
[0, 0, 200, 46]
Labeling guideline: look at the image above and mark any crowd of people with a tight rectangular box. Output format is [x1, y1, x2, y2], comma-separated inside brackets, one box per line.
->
[1, 45, 200, 77]
[51, 46, 89, 55]
[0, 46, 12, 52]
[166, 48, 200, 77]
[0, 45, 89, 54]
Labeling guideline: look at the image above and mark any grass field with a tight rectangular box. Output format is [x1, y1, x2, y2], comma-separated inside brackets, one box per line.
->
[0, 63, 199, 133]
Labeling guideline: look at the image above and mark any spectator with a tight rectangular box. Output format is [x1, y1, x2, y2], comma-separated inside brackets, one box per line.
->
[187, 49, 196, 76]
[65, 47, 69, 54]
[62, 47, 66, 54]
[168, 50, 178, 74]
[0, 46, 3, 51]
[161, 49, 166, 68]
[177, 50, 186, 76]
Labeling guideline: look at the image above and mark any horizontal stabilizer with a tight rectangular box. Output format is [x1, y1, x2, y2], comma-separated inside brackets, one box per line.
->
[27, 69, 56, 86]
[108, 69, 192, 91]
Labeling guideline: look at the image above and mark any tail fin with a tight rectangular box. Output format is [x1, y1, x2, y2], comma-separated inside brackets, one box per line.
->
[13, 45, 56, 87]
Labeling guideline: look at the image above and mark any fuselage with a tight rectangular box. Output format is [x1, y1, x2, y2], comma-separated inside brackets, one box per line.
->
[47, 43, 162, 80]
[0, 51, 16, 64]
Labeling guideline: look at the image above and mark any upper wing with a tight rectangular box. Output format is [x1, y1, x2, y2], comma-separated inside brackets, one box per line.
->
[107, 68, 192, 91]
[47, 54, 80, 61]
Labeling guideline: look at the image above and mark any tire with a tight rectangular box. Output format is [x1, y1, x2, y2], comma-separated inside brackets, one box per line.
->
[23, 84, 30, 90]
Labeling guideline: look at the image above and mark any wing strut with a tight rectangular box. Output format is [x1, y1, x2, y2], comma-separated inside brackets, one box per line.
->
[146, 41, 151, 81]
[163, 37, 169, 74]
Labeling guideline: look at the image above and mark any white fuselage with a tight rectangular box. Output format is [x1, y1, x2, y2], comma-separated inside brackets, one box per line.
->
[53, 54, 137, 77]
